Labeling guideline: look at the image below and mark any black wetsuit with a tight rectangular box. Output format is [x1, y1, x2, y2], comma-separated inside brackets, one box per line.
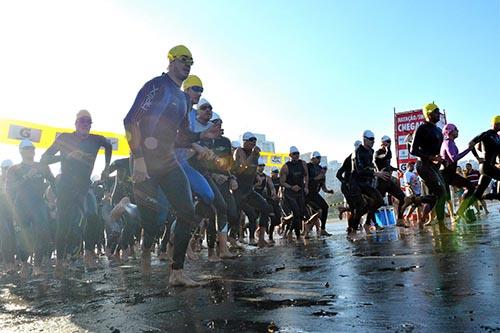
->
[470, 129, 500, 200]
[410, 122, 446, 221]
[268, 175, 282, 238]
[351, 145, 384, 228]
[233, 148, 271, 239]
[374, 146, 406, 219]
[41, 132, 112, 261]
[306, 162, 329, 230]
[110, 158, 133, 205]
[336, 154, 357, 229]
[283, 160, 307, 237]
[201, 136, 240, 238]
[124, 73, 202, 270]
[5, 162, 54, 265]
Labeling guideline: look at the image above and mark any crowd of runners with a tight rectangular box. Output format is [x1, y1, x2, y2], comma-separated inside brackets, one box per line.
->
[0, 45, 499, 287]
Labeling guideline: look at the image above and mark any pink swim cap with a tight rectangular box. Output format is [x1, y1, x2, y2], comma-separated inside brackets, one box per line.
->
[442, 123, 458, 138]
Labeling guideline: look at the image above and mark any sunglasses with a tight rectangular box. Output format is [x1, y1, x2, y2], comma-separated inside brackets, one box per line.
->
[291, 152, 300, 155]
[258, 164, 266, 167]
[177, 56, 194, 66]
[364, 136, 375, 141]
[199, 105, 212, 111]
[191, 86, 203, 93]
[246, 138, 257, 142]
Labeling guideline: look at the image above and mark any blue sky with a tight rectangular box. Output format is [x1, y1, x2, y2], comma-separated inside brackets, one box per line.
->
[0, 0, 498, 166]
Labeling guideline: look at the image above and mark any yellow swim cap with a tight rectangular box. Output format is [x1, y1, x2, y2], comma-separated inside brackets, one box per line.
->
[423, 102, 439, 121]
[182, 75, 203, 91]
[492, 115, 500, 125]
[167, 45, 192, 62]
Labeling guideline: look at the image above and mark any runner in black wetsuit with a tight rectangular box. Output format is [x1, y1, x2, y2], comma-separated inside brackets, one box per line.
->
[41, 110, 112, 278]
[123, 45, 220, 287]
[457, 115, 500, 217]
[336, 140, 361, 234]
[306, 151, 332, 236]
[374, 135, 409, 227]
[200, 116, 241, 250]
[253, 159, 277, 242]
[268, 167, 282, 243]
[108, 157, 138, 259]
[109, 158, 133, 205]
[6, 139, 55, 278]
[410, 103, 447, 226]
[233, 132, 272, 248]
[280, 146, 309, 241]
[189, 109, 235, 260]
[351, 130, 390, 232]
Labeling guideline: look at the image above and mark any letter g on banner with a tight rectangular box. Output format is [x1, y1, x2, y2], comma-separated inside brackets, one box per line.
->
[8, 125, 42, 143]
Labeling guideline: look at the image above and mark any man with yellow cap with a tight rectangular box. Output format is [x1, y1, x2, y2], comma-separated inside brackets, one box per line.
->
[456, 115, 500, 219]
[409, 102, 447, 227]
[182, 74, 204, 128]
[123, 45, 220, 287]
[41, 110, 112, 278]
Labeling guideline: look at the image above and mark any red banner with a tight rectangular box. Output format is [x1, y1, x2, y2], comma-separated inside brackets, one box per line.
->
[394, 109, 447, 172]
[394, 109, 424, 172]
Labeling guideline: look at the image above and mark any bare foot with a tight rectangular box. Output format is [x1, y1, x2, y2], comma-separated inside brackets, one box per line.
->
[157, 252, 168, 261]
[208, 248, 222, 262]
[257, 239, 269, 248]
[169, 269, 200, 287]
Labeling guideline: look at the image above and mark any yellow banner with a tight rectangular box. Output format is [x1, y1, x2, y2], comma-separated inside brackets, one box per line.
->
[0, 118, 130, 156]
[0, 118, 290, 166]
[260, 152, 289, 167]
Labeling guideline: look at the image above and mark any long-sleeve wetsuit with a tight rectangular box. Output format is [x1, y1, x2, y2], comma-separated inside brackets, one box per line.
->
[410, 122, 447, 222]
[123, 73, 201, 270]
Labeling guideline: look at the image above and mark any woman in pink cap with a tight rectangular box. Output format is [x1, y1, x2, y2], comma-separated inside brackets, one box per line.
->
[440, 123, 475, 203]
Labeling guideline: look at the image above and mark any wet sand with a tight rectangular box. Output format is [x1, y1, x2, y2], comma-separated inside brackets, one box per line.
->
[1, 203, 499, 332]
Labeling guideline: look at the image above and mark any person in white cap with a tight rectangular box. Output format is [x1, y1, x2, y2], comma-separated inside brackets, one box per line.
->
[280, 146, 309, 241]
[375, 135, 410, 227]
[192, 98, 215, 133]
[350, 130, 391, 233]
[306, 151, 333, 236]
[336, 140, 363, 235]
[5, 139, 55, 278]
[233, 132, 272, 247]
[41, 110, 113, 278]
[268, 167, 282, 242]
